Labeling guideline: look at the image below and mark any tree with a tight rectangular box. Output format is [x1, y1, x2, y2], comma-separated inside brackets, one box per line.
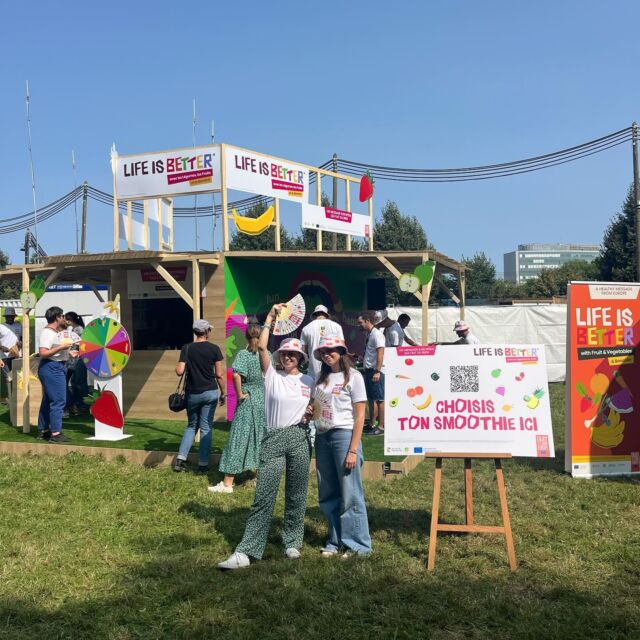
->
[461, 252, 496, 299]
[524, 260, 599, 297]
[373, 201, 431, 251]
[0, 249, 19, 299]
[596, 186, 636, 281]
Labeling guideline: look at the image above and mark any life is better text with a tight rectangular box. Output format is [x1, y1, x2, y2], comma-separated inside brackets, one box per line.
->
[575, 306, 635, 346]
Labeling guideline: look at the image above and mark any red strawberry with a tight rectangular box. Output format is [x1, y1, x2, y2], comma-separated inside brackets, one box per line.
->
[579, 396, 592, 413]
[359, 172, 374, 202]
[90, 388, 124, 428]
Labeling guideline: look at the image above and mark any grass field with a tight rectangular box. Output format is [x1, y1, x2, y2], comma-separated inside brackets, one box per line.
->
[1, 383, 639, 639]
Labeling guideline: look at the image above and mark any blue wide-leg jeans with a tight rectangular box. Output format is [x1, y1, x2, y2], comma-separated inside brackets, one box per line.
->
[315, 428, 372, 555]
[38, 360, 67, 434]
[177, 389, 219, 466]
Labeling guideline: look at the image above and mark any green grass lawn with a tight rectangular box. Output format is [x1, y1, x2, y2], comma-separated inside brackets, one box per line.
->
[1, 383, 639, 639]
[0, 405, 397, 461]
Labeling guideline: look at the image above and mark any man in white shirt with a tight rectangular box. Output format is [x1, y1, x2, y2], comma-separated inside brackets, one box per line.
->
[300, 304, 344, 383]
[453, 320, 481, 345]
[357, 311, 386, 436]
[374, 310, 404, 347]
[398, 313, 418, 346]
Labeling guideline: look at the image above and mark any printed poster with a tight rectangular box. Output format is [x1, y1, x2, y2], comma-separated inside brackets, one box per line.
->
[225, 146, 309, 203]
[384, 345, 554, 457]
[566, 282, 640, 477]
[302, 203, 370, 238]
[114, 146, 221, 199]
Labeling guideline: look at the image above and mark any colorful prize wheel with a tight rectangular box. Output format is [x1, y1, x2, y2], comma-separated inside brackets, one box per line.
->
[80, 317, 131, 378]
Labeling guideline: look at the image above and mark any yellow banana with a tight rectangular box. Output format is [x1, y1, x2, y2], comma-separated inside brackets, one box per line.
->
[414, 394, 432, 410]
[591, 410, 625, 449]
[232, 206, 274, 235]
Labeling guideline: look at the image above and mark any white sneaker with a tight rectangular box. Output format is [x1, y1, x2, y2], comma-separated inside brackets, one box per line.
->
[321, 549, 338, 558]
[208, 481, 234, 494]
[284, 548, 301, 559]
[217, 551, 250, 570]
[341, 550, 356, 560]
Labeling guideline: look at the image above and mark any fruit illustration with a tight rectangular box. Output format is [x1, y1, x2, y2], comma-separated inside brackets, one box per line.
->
[590, 373, 609, 396]
[591, 409, 625, 449]
[495, 386, 505, 396]
[88, 387, 124, 428]
[415, 386, 424, 395]
[395, 374, 411, 380]
[502, 404, 513, 412]
[399, 273, 421, 293]
[515, 372, 525, 382]
[491, 369, 502, 378]
[389, 398, 399, 408]
[523, 388, 545, 410]
[431, 372, 440, 381]
[606, 388, 633, 414]
[232, 205, 274, 236]
[414, 261, 435, 286]
[407, 388, 416, 398]
[414, 394, 433, 410]
[405, 359, 414, 366]
[359, 171, 374, 202]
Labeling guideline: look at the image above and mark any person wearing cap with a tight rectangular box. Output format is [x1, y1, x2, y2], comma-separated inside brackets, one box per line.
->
[313, 336, 372, 558]
[209, 323, 268, 493]
[356, 311, 386, 436]
[374, 309, 404, 347]
[173, 319, 225, 473]
[218, 303, 315, 570]
[300, 304, 344, 382]
[1, 308, 22, 371]
[453, 320, 480, 345]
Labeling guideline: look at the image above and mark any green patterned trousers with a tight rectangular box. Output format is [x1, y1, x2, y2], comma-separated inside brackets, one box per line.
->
[236, 425, 311, 560]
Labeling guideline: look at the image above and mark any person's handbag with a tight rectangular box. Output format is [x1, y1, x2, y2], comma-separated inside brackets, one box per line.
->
[168, 346, 189, 412]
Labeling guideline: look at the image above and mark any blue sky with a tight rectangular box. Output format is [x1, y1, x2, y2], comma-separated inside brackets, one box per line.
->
[2, 1, 639, 274]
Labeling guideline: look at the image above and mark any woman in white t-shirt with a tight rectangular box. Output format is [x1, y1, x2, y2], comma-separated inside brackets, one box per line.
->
[37, 306, 78, 443]
[218, 303, 315, 570]
[313, 336, 372, 557]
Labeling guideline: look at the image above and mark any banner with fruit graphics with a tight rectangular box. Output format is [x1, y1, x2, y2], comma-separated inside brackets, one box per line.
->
[565, 282, 640, 477]
[384, 344, 554, 457]
[302, 203, 370, 238]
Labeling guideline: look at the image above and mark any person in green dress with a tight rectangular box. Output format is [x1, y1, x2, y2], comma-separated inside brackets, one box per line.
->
[209, 323, 267, 493]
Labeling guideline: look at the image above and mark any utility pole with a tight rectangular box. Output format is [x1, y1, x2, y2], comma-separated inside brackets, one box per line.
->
[24, 229, 30, 264]
[72, 150, 79, 253]
[331, 153, 338, 251]
[633, 122, 640, 281]
[81, 181, 88, 253]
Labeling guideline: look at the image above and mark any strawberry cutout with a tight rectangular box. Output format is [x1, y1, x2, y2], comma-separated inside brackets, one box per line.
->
[88, 386, 124, 429]
[359, 171, 374, 202]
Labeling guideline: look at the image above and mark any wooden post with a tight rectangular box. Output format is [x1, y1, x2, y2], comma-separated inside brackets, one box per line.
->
[368, 196, 374, 251]
[421, 252, 432, 345]
[425, 453, 517, 572]
[345, 180, 352, 251]
[21, 267, 31, 433]
[127, 201, 133, 251]
[157, 198, 162, 250]
[316, 170, 322, 251]
[192, 259, 201, 324]
[221, 144, 229, 251]
[113, 163, 119, 252]
[168, 199, 174, 251]
[143, 200, 150, 249]
[274, 198, 281, 252]
[459, 269, 466, 320]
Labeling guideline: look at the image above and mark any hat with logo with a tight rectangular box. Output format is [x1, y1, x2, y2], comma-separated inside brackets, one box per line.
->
[313, 336, 348, 361]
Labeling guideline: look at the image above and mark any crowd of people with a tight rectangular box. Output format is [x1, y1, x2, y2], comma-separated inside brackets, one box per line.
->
[2, 300, 479, 567]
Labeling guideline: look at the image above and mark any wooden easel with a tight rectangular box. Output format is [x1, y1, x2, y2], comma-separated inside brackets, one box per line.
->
[426, 453, 517, 571]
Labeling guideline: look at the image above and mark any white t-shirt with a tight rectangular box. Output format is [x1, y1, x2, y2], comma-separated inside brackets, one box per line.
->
[384, 322, 404, 347]
[0, 324, 18, 355]
[264, 364, 315, 430]
[315, 370, 367, 433]
[39, 327, 69, 362]
[300, 317, 344, 381]
[455, 332, 480, 345]
[363, 327, 385, 369]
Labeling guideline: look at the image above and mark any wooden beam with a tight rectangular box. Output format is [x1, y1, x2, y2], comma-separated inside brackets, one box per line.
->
[89, 285, 105, 302]
[368, 196, 374, 251]
[198, 258, 220, 266]
[435, 274, 460, 305]
[377, 256, 421, 303]
[421, 252, 432, 345]
[150, 262, 193, 308]
[21, 268, 30, 433]
[43, 266, 63, 290]
[127, 201, 133, 251]
[458, 269, 466, 320]
[316, 170, 322, 251]
[345, 180, 352, 251]
[221, 144, 229, 251]
[192, 259, 201, 324]
[274, 198, 281, 252]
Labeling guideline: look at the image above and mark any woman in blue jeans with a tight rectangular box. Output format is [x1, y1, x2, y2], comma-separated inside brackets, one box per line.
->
[313, 336, 372, 557]
[174, 319, 225, 473]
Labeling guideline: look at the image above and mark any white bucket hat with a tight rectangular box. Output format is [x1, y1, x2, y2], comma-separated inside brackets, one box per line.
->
[273, 337, 308, 362]
[313, 336, 348, 361]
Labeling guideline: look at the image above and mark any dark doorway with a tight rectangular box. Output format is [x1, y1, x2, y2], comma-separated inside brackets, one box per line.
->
[132, 298, 192, 350]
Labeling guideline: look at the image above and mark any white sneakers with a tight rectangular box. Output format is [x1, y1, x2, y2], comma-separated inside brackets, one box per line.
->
[217, 552, 250, 570]
[284, 548, 301, 559]
[321, 549, 338, 558]
[208, 481, 234, 494]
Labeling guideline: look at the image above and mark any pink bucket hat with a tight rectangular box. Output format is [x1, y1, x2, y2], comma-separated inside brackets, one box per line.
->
[274, 337, 308, 362]
[453, 320, 470, 332]
[313, 336, 348, 361]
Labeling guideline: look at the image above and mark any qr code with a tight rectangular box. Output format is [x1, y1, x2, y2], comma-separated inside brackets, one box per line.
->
[450, 365, 479, 392]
